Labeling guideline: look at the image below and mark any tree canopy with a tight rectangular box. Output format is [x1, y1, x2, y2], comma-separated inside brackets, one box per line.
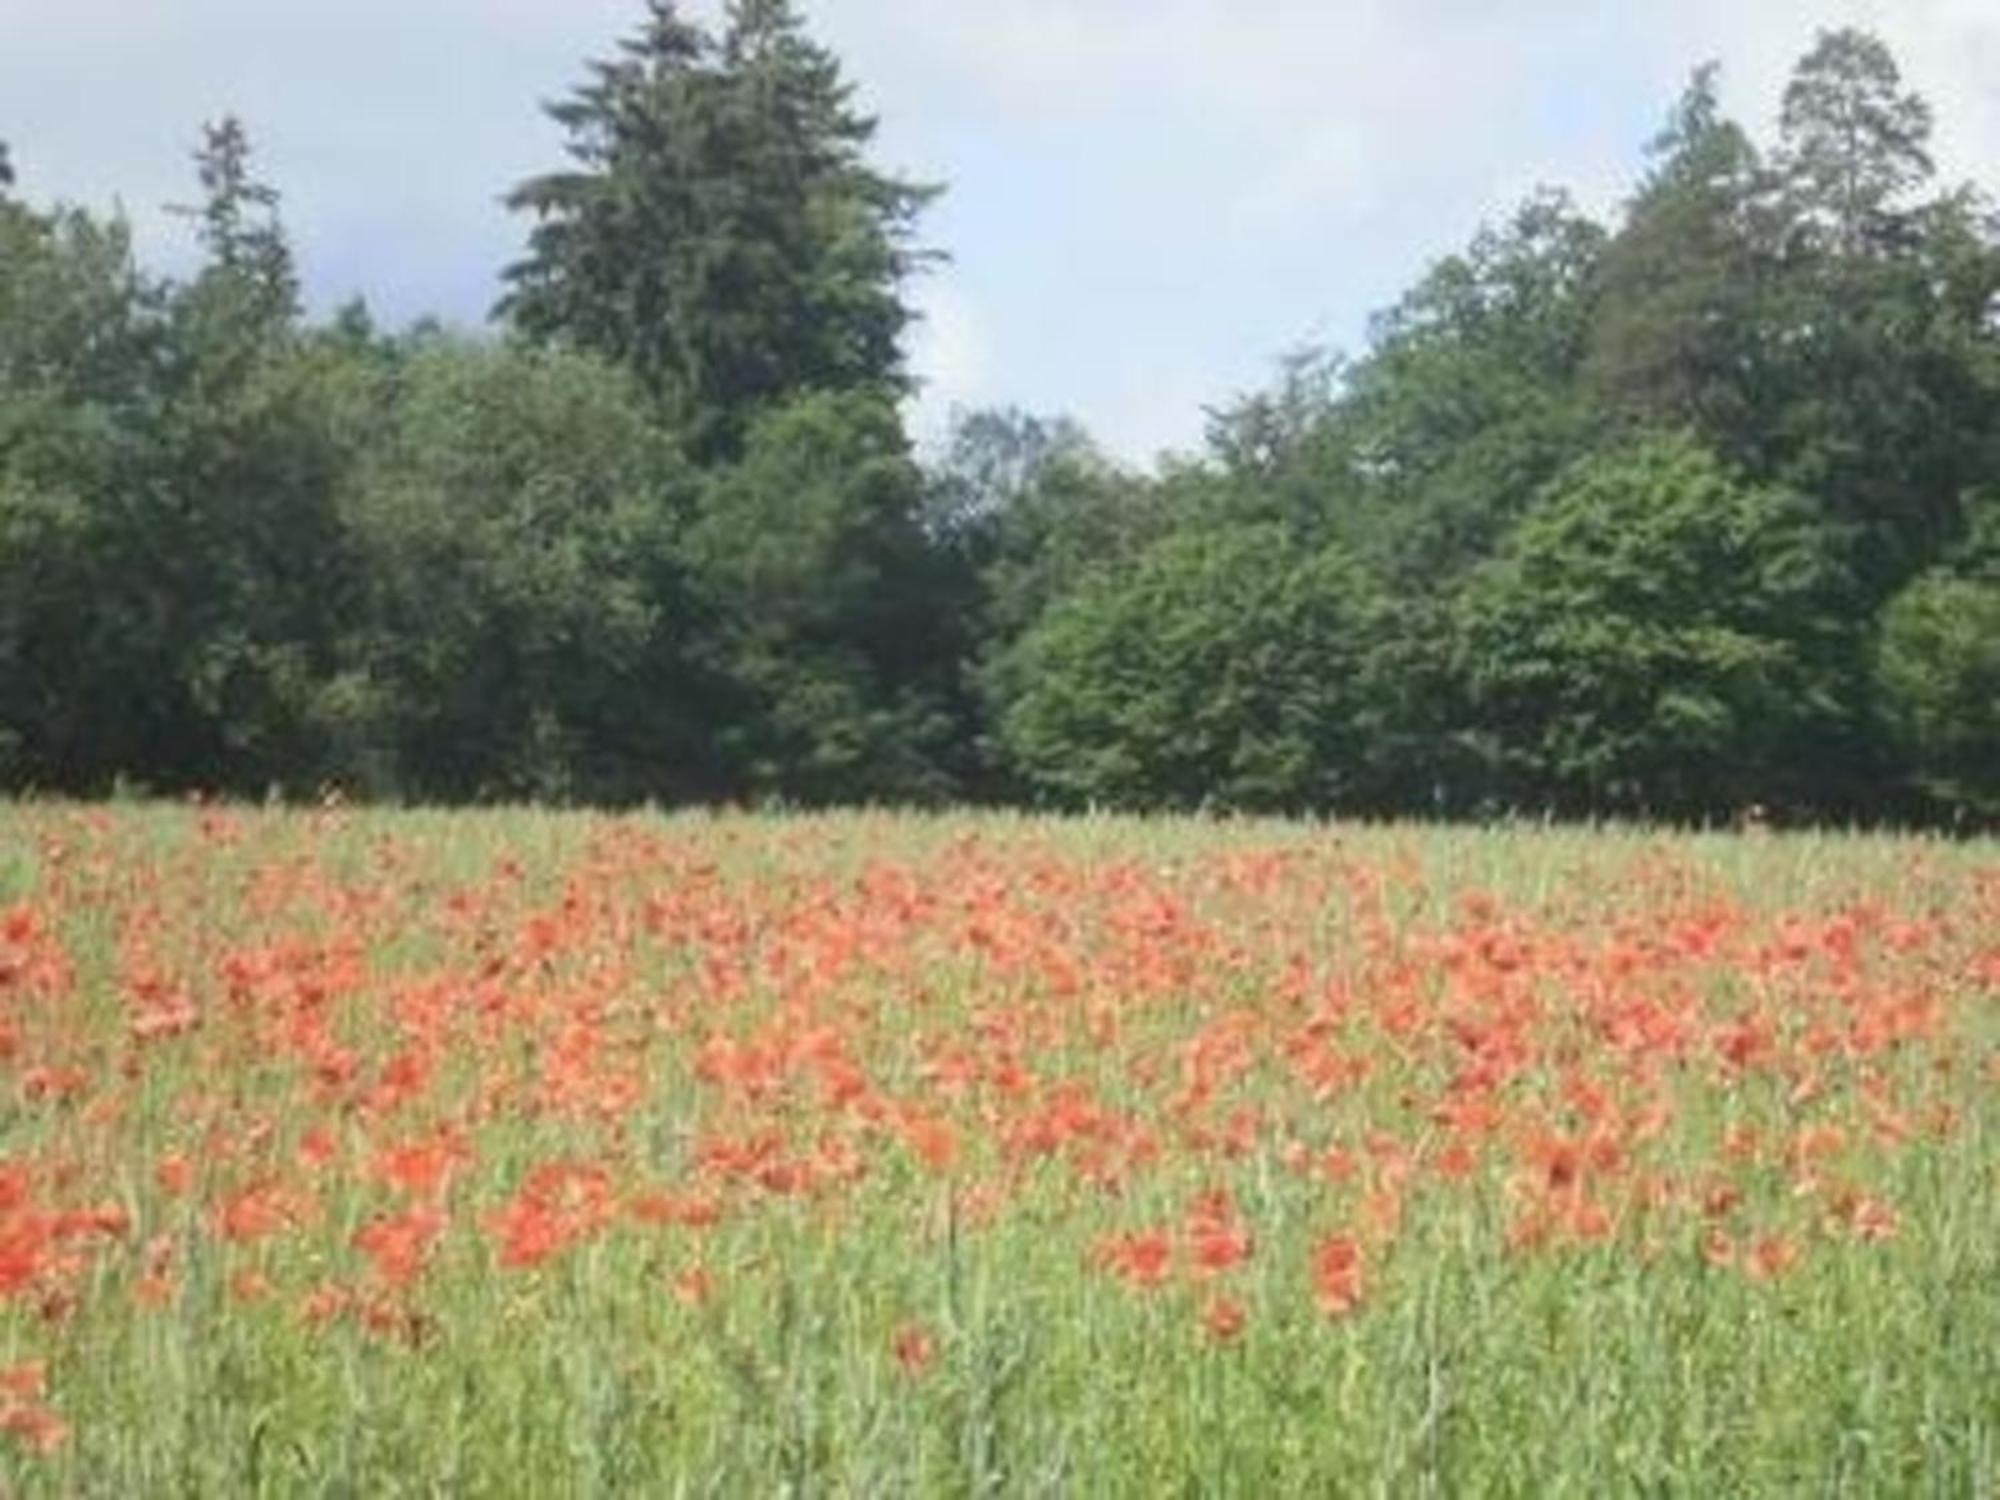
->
[2, 21, 1995, 825]
[499, 0, 937, 457]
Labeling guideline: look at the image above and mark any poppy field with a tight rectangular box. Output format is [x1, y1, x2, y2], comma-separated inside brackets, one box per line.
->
[0, 803, 1994, 1494]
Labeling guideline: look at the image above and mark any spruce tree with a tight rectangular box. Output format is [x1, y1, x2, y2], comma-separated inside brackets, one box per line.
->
[171, 116, 298, 328]
[500, 0, 937, 456]
[1585, 65, 1768, 457]
[1764, 30, 1998, 582]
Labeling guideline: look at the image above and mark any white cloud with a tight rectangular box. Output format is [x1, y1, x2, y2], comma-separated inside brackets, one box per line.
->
[903, 278, 997, 443]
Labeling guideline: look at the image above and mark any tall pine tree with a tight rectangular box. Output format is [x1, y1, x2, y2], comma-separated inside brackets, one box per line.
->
[1585, 65, 1768, 460]
[1763, 30, 1999, 583]
[500, 0, 938, 457]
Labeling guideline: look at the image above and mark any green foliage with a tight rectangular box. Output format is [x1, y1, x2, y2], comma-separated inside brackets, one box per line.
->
[1776, 29, 1935, 257]
[1340, 190, 1605, 583]
[124, 122, 375, 791]
[687, 390, 964, 803]
[954, 418, 1178, 648]
[328, 337, 713, 803]
[0, 198, 185, 790]
[1754, 32, 2000, 587]
[1000, 525, 1396, 811]
[1454, 435, 1869, 816]
[1876, 498, 2000, 817]
[2, 22, 1996, 824]
[1585, 65, 1769, 460]
[169, 116, 299, 329]
[500, 0, 937, 457]
[922, 406, 1098, 546]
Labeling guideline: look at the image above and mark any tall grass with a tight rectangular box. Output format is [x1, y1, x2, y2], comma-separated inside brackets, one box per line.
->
[0, 803, 1993, 1494]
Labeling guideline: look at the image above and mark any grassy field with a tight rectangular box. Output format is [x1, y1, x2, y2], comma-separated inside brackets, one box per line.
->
[0, 802, 1994, 1495]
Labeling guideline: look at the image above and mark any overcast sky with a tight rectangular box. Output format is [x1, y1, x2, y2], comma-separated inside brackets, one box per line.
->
[4, 1, 1997, 466]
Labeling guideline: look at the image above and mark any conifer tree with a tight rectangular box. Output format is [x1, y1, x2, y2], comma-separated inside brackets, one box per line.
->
[1585, 65, 1767, 456]
[501, 0, 937, 456]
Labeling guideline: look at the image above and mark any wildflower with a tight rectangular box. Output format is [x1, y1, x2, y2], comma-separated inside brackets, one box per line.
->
[354, 1206, 447, 1288]
[901, 1113, 960, 1174]
[216, 1182, 298, 1244]
[1184, 1187, 1253, 1276]
[156, 1152, 194, 1198]
[1189, 1220, 1253, 1276]
[1850, 1197, 1901, 1243]
[1202, 1295, 1247, 1345]
[1095, 1229, 1173, 1290]
[0, 1217, 49, 1300]
[371, 1133, 468, 1201]
[0, 1363, 44, 1400]
[1312, 1234, 1365, 1318]
[487, 1198, 563, 1272]
[1433, 1140, 1478, 1180]
[300, 1282, 350, 1329]
[671, 1263, 715, 1308]
[296, 1128, 340, 1176]
[1745, 1234, 1801, 1283]
[891, 1322, 936, 1376]
[0, 1399, 67, 1455]
[485, 1162, 615, 1271]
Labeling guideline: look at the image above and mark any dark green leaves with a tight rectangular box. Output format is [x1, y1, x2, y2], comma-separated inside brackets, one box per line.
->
[1000, 526, 1398, 813]
[1454, 435, 1870, 816]
[499, 0, 938, 458]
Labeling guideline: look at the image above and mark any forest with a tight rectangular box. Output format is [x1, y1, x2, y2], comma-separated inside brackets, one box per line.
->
[2, 3, 1996, 823]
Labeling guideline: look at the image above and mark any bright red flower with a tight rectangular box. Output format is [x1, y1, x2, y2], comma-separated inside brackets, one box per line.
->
[1095, 1229, 1173, 1290]
[1202, 1295, 1247, 1345]
[892, 1322, 936, 1375]
[1312, 1234, 1365, 1318]
[0, 1399, 67, 1455]
[354, 1205, 447, 1288]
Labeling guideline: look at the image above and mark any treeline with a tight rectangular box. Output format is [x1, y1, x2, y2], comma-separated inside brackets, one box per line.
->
[2, 6, 1996, 822]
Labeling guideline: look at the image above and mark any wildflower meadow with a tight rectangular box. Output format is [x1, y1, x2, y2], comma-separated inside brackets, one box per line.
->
[0, 803, 1994, 1493]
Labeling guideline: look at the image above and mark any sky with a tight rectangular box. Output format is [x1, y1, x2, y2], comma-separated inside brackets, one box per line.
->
[4, 1, 1997, 468]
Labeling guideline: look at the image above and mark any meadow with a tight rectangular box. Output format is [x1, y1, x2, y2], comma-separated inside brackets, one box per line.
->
[0, 802, 1993, 1495]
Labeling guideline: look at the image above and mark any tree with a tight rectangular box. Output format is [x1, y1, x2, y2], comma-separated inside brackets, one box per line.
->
[686, 389, 964, 802]
[1776, 29, 1934, 259]
[499, 3, 708, 397]
[1876, 495, 2000, 818]
[1194, 345, 1385, 550]
[501, 0, 937, 455]
[1585, 65, 1768, 458]
[170, 116, 298, 331]
[0, 191, 184, 792]
[1203, 345, 1345, 486]
[150, 119, 360, 790]
[1757, 30, 2000, 586]
[931, 409, 1156, 642]
[327, 337, 714, 802]
[1454, 434, 1871, 817]
[1341, 189, 1606, 583]
[917, 407, 1182, 796]
[923, 405, 1098, 542]
[1000, 525, 1398, 812]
